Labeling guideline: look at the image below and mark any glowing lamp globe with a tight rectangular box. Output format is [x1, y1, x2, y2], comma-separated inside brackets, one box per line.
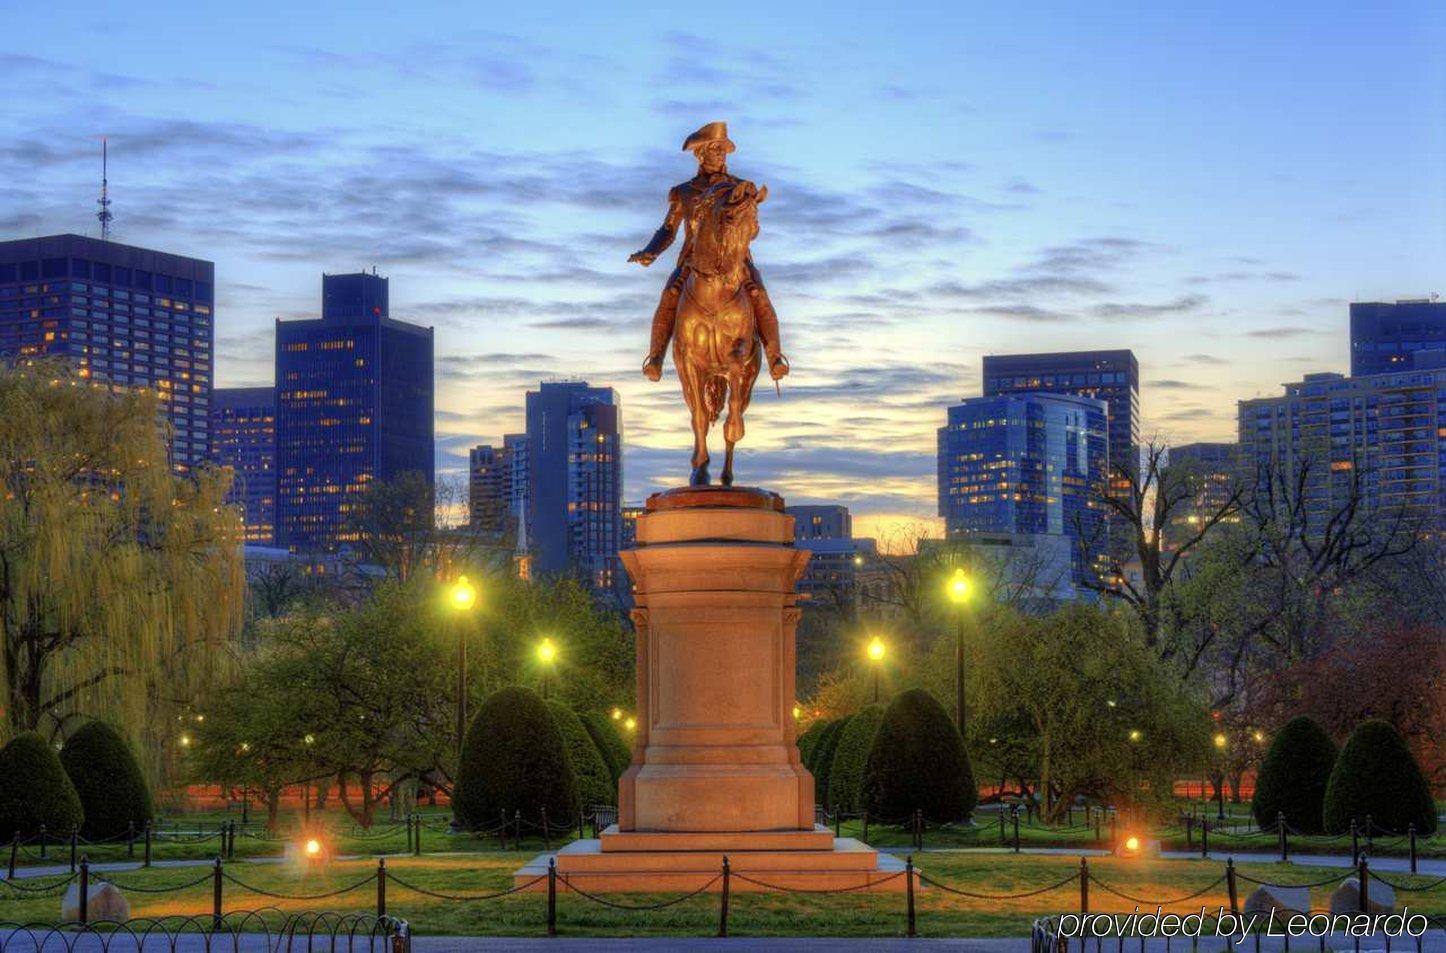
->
[945, 569, 972, 605]
[449, 576, 478, 612]
[304, 838, 322, 857]
[867, 636, 886, 662]
[537, 638, 557, 664]
[1125, 836, 1140, 851]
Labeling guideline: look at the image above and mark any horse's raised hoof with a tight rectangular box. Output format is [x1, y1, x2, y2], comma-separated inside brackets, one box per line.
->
[721, 469, 734, 487]
[690, 464, 711, 486]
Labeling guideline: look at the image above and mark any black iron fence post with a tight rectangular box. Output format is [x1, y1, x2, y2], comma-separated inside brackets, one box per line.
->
[1226, 858, 1238, 915]
[541, 808, 550, 850]
[69, 826, 77, 873]
[834, 809, 842, 838]
[8, 831, 17, 878]
[905, 854, 916, 937]
[144, 821, 152, 867]
[547, 858, 557, 937]
[1277, 812, 1288, 862]
[128, 820, 136, 859]
[1012, 806, 1021, 853]
[377, 858, 387, 917]
[863, 810, 870, 844]
[1200, 819, 1209, 858]
[577, 809, 584, 841]
[514, 810, 522, 851]
[404, 814, 411, 853]
[718, 856, 731, 938]
[414, 815, 423, 857]
[39, 823, 47, 860]
[78, 855, 89, 924]
[1109, 810, 1116, 846]
[498, 811, 508, 851]
[1350, 818, 1359, 866]
[1408, 823, 1417, 874]
[1364, 814, 1374, 856]
[1094, 810, 1101, 843]
[211, 856, 224, 930]
[1079, 858, 1089, 914]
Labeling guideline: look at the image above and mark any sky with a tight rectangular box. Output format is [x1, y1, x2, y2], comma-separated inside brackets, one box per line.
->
[3, 0, 1444, 540]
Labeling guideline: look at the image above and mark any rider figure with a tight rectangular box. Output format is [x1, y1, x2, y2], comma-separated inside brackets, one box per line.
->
[630, 121, 789, 383]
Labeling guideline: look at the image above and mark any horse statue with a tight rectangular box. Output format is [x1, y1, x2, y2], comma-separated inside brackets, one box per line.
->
[671, 179, 769, 486]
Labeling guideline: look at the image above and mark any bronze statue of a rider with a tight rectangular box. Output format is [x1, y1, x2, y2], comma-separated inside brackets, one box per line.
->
[630, 121, 789, 382]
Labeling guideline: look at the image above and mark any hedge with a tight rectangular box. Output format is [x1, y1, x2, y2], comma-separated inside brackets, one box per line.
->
[0, 732, 84, 838]
[580, 712, 632, 783]
[810, 716, 852, 809]
[862, 689, 975, 823]
[1322, 719, 1437, 835]
[548, 701, 616, 809]
[453, 686, 578, 830]
[827, 705, 884, 814]
[1251, 715, 1336, 834]
[60, 721, 153, 840]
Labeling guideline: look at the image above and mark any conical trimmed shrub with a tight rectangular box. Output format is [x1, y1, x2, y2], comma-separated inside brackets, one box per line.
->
[580, 712, 632, 783]
[1323, 720, 1436, 835]
[811, 715, 852, 809]
[863, 689, 976, 823]
[827, 705, 884, 814]
[0, 732, 84, 838]
[60, 721, 153, 840]
[796, 719, 828, 766]
[1251, 716, 1336, 834]
[453, 686, 578, 831]
[548, 701, 616, 808]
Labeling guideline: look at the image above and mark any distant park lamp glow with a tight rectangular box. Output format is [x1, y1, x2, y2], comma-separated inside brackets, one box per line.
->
[304, 838, 322, 858]
[304, 733, 315, 746]
[449, 575, 478, 612]
[1213, 733, 1228, 749]
[945, 569, 972, 604]
[1125, 836, 1140, 852]
[1252, 730, 1265, 744]
[853, 554, 864, 566]
[867, 636, 886, 662]
[1106, 699, 1117, 708]
[623, 717, 636, 731]
[1128, 729, 1142, 742]
[792, 705, 801, 719]
[611, 707, 623, 721]
[537, 638, 557, 664]
[179, 734, 191, 748]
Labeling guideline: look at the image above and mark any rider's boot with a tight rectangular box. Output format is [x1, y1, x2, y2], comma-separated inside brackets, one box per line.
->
[747, 283, 789, 380]
[642, 283, 682, 382]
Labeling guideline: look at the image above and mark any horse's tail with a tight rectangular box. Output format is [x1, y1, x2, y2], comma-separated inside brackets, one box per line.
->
[705, 376, 727, 424]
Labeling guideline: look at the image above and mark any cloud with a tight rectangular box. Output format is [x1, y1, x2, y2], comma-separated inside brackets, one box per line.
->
[1247, 326, 1319, 339]
[1090, 295, 1207, 320]
[1148, 379, 1211, 391]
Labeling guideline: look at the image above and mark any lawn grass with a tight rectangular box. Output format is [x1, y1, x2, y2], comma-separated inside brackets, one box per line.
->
[3, 849, 1442, 938]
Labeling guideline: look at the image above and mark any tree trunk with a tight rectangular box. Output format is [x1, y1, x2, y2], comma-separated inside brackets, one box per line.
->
[265, 789, 281, 832]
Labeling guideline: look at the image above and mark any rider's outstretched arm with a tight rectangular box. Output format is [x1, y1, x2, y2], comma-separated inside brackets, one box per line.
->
[631, 186, 685, 263]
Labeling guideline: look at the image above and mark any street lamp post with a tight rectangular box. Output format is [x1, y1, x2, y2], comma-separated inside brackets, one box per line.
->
[945, 569, 973, 736]
[537, 637, 558, 699]
[448, 576, 479, 769]
[1213, 732, 1228, 820]
[866, 636, 887, 704]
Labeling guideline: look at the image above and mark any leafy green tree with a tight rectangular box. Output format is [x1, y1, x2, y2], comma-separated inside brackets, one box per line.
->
[580, 712, 631, 783]
[827, 704, 883, 814]
[970, 604, 1208, 820]
[60, 721, 153, 839]
[454, 686, 578, 830]
[0, 731, 83, 837]
[1323, 720, 1437, 835]
[548, 701, 616, 808]
[863, 689, 974, 823]
[1251, 715, 1336, 834]
[0, 362, 243, 747]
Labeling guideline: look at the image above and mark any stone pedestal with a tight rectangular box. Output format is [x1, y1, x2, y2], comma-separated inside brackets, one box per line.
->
[514, 486, 911, 893]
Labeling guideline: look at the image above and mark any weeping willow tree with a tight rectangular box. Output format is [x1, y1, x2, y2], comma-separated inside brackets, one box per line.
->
[0, 362, 244, 770]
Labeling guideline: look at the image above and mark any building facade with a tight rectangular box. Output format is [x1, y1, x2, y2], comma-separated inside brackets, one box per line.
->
[274, 272, 434, 552]
[468, 443, 512, 537]
[937, 391, 1108, 590]
[0, 234, 215, 471]
[1350, 299, 1446, 377]
[784, 504, 877, 609]
[211, 386, 277, 543]
[522, 381, 622, 594]
[1164, 441, 1240, 544]
[982, 349, 1139, 480]
[1238, 369, 1446, 531]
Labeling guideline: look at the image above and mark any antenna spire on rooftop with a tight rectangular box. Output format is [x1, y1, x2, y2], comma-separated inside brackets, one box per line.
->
[96, 138, 113, 242]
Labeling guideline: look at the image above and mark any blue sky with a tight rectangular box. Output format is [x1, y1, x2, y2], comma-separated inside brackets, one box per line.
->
[4, 0, 1443, 536]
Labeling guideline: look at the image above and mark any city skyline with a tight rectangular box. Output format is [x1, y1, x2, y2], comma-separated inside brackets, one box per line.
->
[4, 2, 1443, 540]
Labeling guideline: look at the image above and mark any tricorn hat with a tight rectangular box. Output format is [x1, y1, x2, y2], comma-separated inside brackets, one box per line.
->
[682, 121, 735, 154]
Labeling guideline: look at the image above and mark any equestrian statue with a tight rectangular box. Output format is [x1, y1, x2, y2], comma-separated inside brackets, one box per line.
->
[629, 121, 789, 487]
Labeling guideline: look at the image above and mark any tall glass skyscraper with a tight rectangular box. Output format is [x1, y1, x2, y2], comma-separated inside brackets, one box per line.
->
[982, 350, 1138, 479]
[0, 234, 214, 471]
[937, 392, 1108, 589]
[211, 386, 277, 543]
[274, 272, 434, 552]
[1239, 369, 1446, 531]
[522, 381, 622, 594]
[1350, 299, 1446, 376]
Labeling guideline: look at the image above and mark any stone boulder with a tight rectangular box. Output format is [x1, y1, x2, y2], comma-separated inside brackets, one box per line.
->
[60, 881, 130, 922]
[1243, 885, 1310, 918]
[1329, 878, 1395, 916]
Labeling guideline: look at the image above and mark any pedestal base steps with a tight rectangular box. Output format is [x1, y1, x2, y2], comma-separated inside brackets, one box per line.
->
[513, 825, 913, 893]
